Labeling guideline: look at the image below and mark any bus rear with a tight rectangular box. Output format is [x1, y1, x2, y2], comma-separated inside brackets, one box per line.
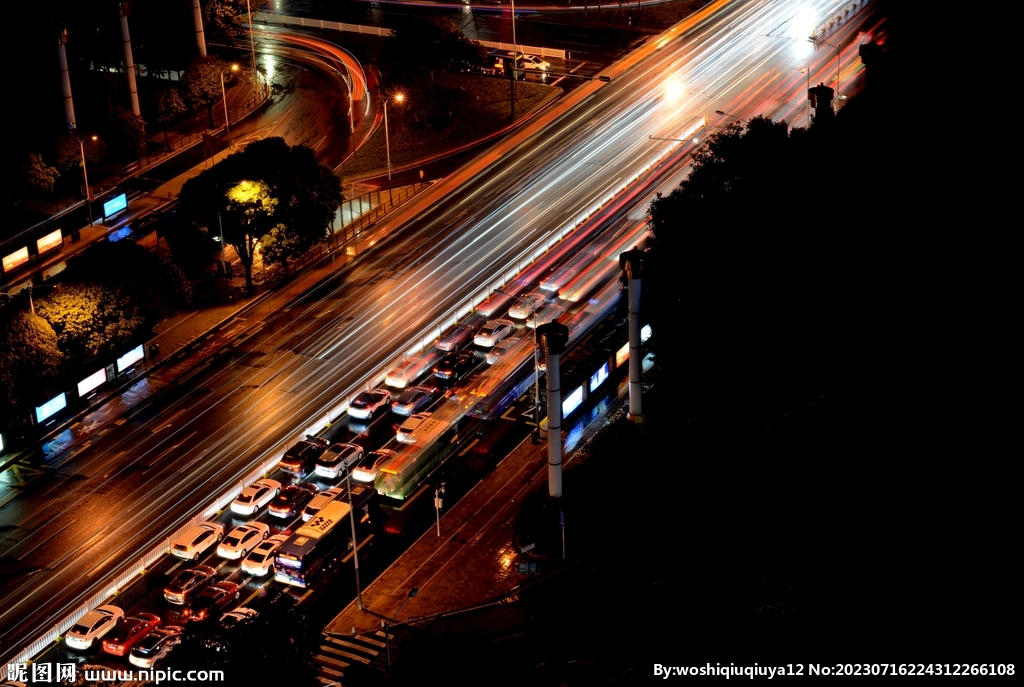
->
[274, 501, 351, 588]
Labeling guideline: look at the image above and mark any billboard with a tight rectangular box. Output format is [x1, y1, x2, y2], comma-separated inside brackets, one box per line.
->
[116, 344, 145, 373]
[589, 361, 609, 393]
[77, 368, 108, 397]
[562, 385, 584, 419]
[36, 229, 64, 255]
[2, 247, 29, 273]
[103, 193, 128, 219]
[35, 393, 67, 423]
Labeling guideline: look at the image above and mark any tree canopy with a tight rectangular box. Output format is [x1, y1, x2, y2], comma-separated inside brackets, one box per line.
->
[175, 137, 344, 294]
[0, 297, 64, 423]
[379, 16, 486, 89]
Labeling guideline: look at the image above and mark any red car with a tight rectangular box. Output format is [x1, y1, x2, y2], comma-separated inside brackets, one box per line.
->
[182, 582, 241, 622]
[102, 613, 160, 656]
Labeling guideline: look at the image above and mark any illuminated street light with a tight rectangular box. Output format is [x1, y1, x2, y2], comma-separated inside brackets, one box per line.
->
[72, 134, 98, 226]
[383, 92, 405, 207]
[714, 110, 750, 124]
[220, 64, 240, 148]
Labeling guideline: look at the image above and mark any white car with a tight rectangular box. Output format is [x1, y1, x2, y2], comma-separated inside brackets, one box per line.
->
[221, 607, 258, 625]
[169, 523, 225, 561]
[352, 449, 397, 483]
[521, 54, 551, 71]
[347, 389, 393, 420]
[241, 534, 289, 577]
[230, 478, 281, 516]
[217, 522, 270, 559]
[385, 357, 431, 389]
[315, 443, 364, 479]
[474, 319, 516, 347]
[508, 293, 547, 319]
[397, 413, 431, 444]
[65, 605, 124, 650]
[303, 487, 345, 521]
[435, 323, 474, 351]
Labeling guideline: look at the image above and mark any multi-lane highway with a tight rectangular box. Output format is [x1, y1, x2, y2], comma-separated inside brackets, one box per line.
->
[0, 0, 884, 663]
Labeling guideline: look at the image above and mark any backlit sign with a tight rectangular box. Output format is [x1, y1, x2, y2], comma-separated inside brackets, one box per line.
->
[103, 193, 128, 219]
[2, 247, 29, 273]
[35, 393, 67, 423]
[116, 344, 145, 373]
[616, 342, 629, 367]
[641, 324, 652, 342]
[589, 362, 609, 393]
[562, 385, 584, 419]
[77, 368, 107, 396]
[36, 229, 63, 255]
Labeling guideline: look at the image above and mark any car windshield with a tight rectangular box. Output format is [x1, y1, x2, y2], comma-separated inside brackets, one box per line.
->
[70, 622, 90, 634]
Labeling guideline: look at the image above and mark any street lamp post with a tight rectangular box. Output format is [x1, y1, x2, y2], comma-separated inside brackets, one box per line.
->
[714, 109, 750, 124]
[385, 587, 419, 668]
[220, 64, 240, 148]
[799, 66, 811, 125]
[383, 92, 405, 208]
[74, 134, 98, 226]
[344, 467, 363, 610]
[498, 290, 542, 441]
[246, 0, 258, 87]
[434, 482, 445, 537]
[814, 39, 844, 105]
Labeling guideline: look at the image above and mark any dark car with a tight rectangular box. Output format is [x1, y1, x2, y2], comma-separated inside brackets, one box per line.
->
[102, 613, 161, 656]
[391, 385, 438, 416]
[163, 565, 217, 605]
[279, 438, 327, 478]
[129, 625, 183, 668]
[433, 350, 477, 381]
[182, 582, 241, 622]
[268, 483, 317, 518]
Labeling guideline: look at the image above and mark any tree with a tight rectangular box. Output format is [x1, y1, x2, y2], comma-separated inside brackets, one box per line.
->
[0, 296, 64, 423]
[379, 16, 486, 89]
[177, 137, 344, 295]
[54, 134, 105, 174]
[152, 87, 187, 148]
[202, 0, 267, 47]
[35, 282, 142, 365]
[106, 105, 147, 160]
[181, 56, 234, 128]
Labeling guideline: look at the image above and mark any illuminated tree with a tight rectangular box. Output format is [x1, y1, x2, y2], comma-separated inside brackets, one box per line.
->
[0, 297, 64, 423]
[223, 179, 278, 295]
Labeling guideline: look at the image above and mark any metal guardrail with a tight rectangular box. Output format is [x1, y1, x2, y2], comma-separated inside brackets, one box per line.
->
[809, 0, 865, 39]
[254, 11, 394, 36]
[11, 453, 281, 665]
[475, 40, 566, 60]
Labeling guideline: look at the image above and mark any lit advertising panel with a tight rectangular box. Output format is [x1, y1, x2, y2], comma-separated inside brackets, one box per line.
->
[35, 393, 67, 423]
[116, 344, 145, 372]
[77, 368, 107, 396]
[616, 342, 628, 368]
[103, 193, 128, 219]
[36, 229, 64, 255]
[641, 324, 652, 343]
[589, 362, 610, 393]
[562, 386, 584, 419]
[2, 247, 29, 272]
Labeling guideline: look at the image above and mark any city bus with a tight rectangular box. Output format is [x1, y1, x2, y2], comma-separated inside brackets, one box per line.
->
[273, 486, 374, 588]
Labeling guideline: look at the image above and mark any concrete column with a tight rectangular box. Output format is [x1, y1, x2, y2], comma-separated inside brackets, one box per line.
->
[57, 30, 76, 132]
[538, 322, 569, 498]
[619, 250, 644, 423]
[120, 4, 140, 116]
[193, 0, 207, 57]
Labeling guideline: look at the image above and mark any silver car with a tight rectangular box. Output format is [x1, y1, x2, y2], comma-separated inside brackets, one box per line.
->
[474, 319, 516, 347]
[436, 323, 474, 351]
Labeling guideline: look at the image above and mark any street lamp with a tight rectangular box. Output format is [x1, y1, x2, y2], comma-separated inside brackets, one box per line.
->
[383, 92, 405, 207]
[434, 482, 445, 537]
[498, 290, 542, 442]
[385, 586, 419, 667]
[220, 64, 240, 148]
[812, 38, 844, 104]
[246, 0, 258, 87]
[73, 134, 98, 226]
[344, 466, 363, 610]
[799, 66, 811, 125]
[714, 110, 750, 123]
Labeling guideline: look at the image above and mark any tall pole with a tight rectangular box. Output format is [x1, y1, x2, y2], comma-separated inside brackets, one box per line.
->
[57, 30, 77, 132]
[119, 3, 140, 116]
[78, 137, 93, 226]
[818, 39, 842, 107]
[385, 587, 419, 668]
[246, 0, 257, 83]
[220, 71, 231, 148]
[383, 99, 393, 207]
[620, 251, 644, 422]
[538, 323, 569, 498]
[192, 0, 207, 56]
[345, 469, 363, 610]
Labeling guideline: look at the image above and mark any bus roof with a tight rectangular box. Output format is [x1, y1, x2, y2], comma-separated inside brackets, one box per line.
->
[294, 500, 351, 540]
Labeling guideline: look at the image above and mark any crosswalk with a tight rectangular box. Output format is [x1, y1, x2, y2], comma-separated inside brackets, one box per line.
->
[315, 629, 396, 685]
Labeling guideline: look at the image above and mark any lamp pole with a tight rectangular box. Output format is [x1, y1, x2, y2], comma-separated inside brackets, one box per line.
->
[75, 135, 97, 226]
[434, 482, 445, 537]
[220, 64, 239, 148]
[799, 66, 811, 125]
[383, 93, 404, 208]
[815, 39, 843, 104]
[246, 0, 258, 88]
[385, 587, 419, 667]
[498, 290, 543, 441]
[714, 109, 750, 124]
[345, 467, 363, 610]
